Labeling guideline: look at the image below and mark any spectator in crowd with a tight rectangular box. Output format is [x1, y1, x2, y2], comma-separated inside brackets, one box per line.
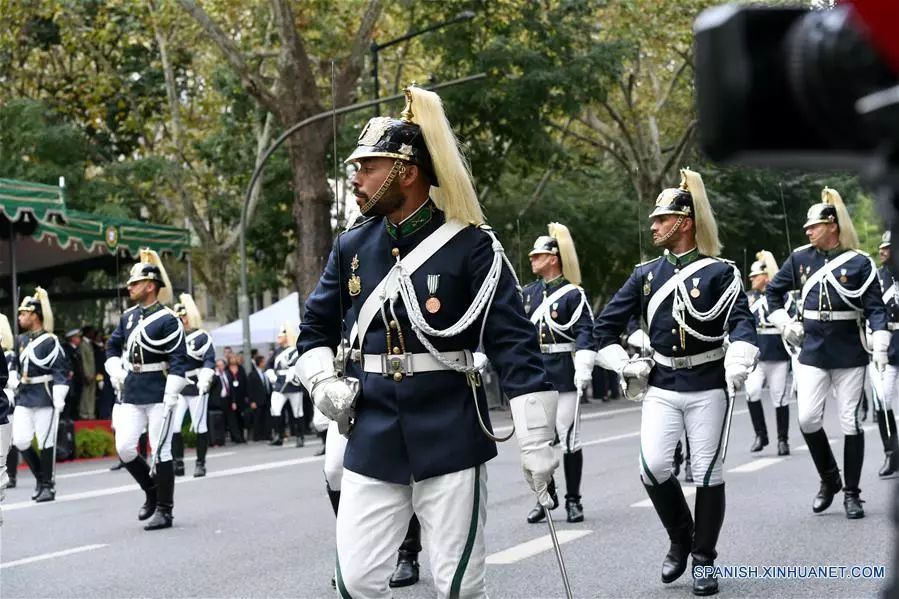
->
[62, 328, 84, 420]
[95, 329, 116, 420]
[247, 354, 271, 442]
[224, 355, 247, 443]
[79, 325, 98, 419]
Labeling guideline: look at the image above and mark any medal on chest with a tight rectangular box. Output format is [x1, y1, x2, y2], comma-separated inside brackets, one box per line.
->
[800, 265, 808, 285]
[126, 313, 135, 330]
[551, 302, 560, 319]
[347, 254, 362, 297]
[839, 268, 848, 284]
[643, 272, 653, 296]
[690, 277, 701, 299]
[425, 274, 441, 314]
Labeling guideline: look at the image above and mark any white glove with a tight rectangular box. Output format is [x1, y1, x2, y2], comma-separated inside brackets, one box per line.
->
[768, 308, 804, 348]
[510, 390, 559, 507]
[197, 368, 215, 394]
[52, 385, 68, 411]
[473, 351, 489, 371]
[626, 329, 651, 356]
[620, 358, 653, 401]
[573, 349, 596, 392]
[104, 356, 127, 393]
[724, 340, 759, 392]
[163, 374, 187, 409]
[265, 369, 277, 385]
[7, 370, 19, 392]
[296, 347, 358, 422]
[4, 388, 14, 408]
[873, 329, 891, 373]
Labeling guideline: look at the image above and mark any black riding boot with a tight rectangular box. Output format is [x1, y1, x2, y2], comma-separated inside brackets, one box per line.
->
[270, 415, 284, 446]
[803, 429, 842, 513]
[747, 400, 769, 452]
[775, 405, 790, 455]
[563, 450, 584, 522]
[878, 410, 899, 477]
[692, 484, 725, 596]
[6, 445, 18, 488]
[21, 446, 42, 499]
[390, 515, 421, 588]
[327, 485, 340, 517]
[171, 433, 185, 476]
[843, 434, 866, 519]
[194, 432, 208, 477]
[645, 476, 694, 584]
[294, 416, 305, 448]
[526, 477, 559, 523]
[138, 432, 149, 459]
[144, 460, 174, 530]
[33, 447, 56, 502]
[315, 430, 327, 456]
[123, 457, 157, 520]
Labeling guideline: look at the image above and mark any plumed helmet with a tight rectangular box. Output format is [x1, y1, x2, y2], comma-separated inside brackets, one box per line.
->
[174, 293, 203, 329]
[650, 168, 721, 257]
[803, 187, 859, 250]
[126, 248, 173, 304]
[749, 250, 779, 278]
[18, 286, 53, 332]
[880, 230, 891, 249]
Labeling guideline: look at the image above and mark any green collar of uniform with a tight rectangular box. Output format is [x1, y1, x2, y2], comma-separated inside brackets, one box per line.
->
[27, 328, 45, 340]
[141, 301, 164, 316]
[816, 244, 843, 258]
[664, 247, 699, 266]
[385, 200, 434, 239]
[542, 274, 567, 289]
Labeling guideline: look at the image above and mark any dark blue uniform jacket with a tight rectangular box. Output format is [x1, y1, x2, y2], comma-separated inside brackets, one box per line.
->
[16, 331, 68, 409]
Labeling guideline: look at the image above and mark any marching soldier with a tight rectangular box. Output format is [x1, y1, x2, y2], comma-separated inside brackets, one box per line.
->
[0, 314, 13, 519]
[105, 250, 188, 530]
[296, 85, 558, 598]
[522, 223, 595, 523]
[266, 322, 305, 447]
[594, 169, 758, 596]
[872, 231, 899, 477]
[766, 188, 888, 519]
[745, 251, 793, 455]
[12, 288, 69, 503]
[171, 294, 215, 478]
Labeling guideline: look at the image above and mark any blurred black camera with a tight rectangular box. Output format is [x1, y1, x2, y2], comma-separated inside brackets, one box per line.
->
[693, 4, 898, 170]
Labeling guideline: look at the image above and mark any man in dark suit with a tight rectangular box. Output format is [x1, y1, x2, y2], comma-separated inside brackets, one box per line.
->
[62, 329, 84, 420]
[247, 355, 271, 441]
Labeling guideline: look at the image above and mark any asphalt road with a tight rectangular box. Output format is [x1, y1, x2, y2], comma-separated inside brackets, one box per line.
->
[1, 397, 895, 598]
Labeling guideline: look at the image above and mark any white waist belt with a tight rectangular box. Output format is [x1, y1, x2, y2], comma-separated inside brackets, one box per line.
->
[362, 351, 471, 376]
[125, 362, 169, 373]
[889, 323, 899, 331]
[802, 310, 859, 322]
[654, 347, 726, 370]
[21, 374, 53, 385]
[540, 343, 574, 354]
[277, 369, 292, 376]
[757, 328, 781, 335]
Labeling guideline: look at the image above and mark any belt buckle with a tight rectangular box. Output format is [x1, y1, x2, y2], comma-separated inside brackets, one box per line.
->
[671, 356, 692, 369]
[132, 364, 142, 373]
[382, 353, 414, 381]
[819, 311, 831, 322]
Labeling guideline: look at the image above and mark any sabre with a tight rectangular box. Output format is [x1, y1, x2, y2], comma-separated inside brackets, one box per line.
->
[871, 368, 894, 439]
[568, 387, 583, 454]
[543, 503, 574, 599]
[150, 404, 175, 477]
[720, 384, 738, 463]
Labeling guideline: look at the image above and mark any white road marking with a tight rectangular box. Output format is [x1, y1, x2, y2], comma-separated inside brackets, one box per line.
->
[1, 544, 108, 569]
[5, 455, 325, 512]
[494, 405, 643, 435]
[581, 431, 640, 448]
[56, 452, 238, 480]
[728, 457, 784, 473]
[486, 530, 592, 565]
[631, 485, 695, 508]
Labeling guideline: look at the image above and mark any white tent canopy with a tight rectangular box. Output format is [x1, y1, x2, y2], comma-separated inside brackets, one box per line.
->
[209, 292, 300, 349]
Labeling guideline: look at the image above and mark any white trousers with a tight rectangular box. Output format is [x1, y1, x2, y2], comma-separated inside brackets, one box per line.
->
[795, 363, 864, 435]
[640, 386, 727, 487]
[270, 392, 302, 418]
[115, 403, 175, 463]
[745, 360, 790, 408]
[556, 391, 581, 453]
[337, 466, 487, 599]
[13, 406, 55, 450]
[0, 420, 11, 501]
[324, 420, 348, 491]
[174, 394, 209, 434]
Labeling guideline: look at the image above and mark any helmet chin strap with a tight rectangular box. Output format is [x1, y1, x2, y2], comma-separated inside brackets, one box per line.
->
[360, 160, 406, 215]
[654, 214, 685, 246]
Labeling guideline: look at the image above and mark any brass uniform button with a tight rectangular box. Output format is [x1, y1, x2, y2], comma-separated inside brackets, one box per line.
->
[389, 320, 398, 329]
[391, 248, 400, 257]
[392, 347, 402, 355]
[393, 372, 404, 382]
[672, 346, 678, 352]
[671, 329, 677, 334]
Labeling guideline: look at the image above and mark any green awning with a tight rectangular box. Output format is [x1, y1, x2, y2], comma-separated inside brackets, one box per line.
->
[0, 177, 66, 223]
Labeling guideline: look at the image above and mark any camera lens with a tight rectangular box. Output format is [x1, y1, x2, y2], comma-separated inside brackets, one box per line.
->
[785, 5, 897, 151]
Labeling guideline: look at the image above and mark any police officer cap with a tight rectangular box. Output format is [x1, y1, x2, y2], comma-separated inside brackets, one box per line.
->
[345, 116, 438, 186]
[65, 327, 82, 339]
[880, 230, 891, 249]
